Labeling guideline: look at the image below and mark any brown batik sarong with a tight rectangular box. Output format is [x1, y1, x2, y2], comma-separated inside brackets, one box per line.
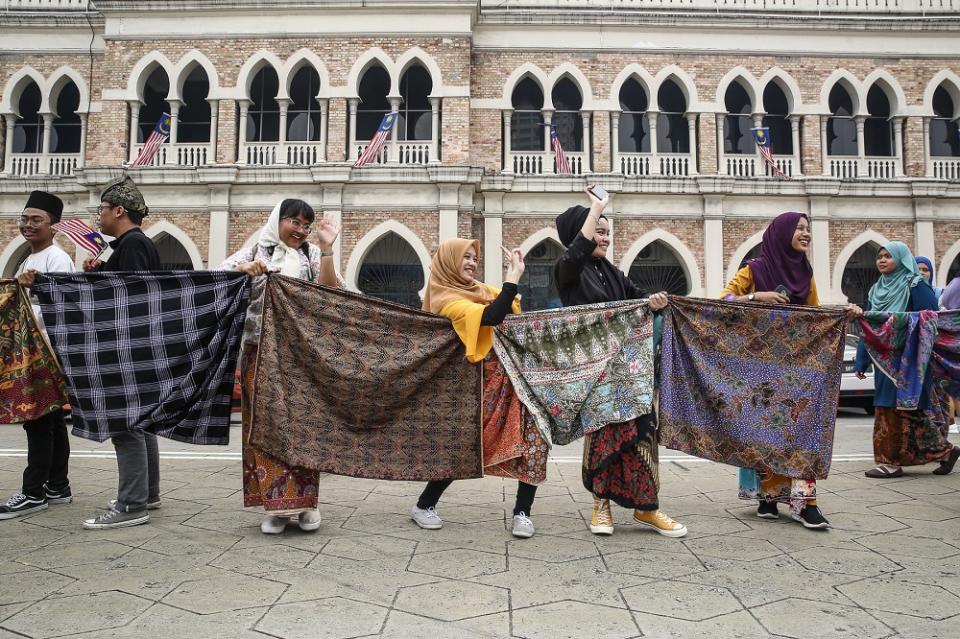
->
[249, 275, 483, 481]
[873, 403, 953, 467]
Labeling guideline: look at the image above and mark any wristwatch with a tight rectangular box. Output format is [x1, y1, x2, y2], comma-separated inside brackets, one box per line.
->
[747, 293, 755, 301]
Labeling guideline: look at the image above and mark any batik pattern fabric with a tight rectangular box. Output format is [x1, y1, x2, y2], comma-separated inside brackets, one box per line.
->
[738, 468, 816, 516]
[0, 281, 68, 423]
[482, 355, 548, 485]
[249, 275, 483, 481]
[659, 297, 846, 480]
[492, 300, 656, 447]
[583, 415, 659, 511]
[32, 272, 250, 443]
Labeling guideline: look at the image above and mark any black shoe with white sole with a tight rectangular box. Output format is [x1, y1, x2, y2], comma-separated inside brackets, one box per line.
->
[43, 484, 73, 505]
[791, 505, 830, 529]
[756, 500, 779, 520]
[0, 493, 48, 520]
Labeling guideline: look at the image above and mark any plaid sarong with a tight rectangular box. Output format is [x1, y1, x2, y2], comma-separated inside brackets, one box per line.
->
[1, 280, 68, 423]
[249, 275, 483, 480]
[492, 300, 656, 446]
[33, 272, 250, 443]
[659, 297, 846, 480]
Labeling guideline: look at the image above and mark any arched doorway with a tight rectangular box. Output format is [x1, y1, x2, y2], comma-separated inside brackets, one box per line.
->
[946, 253, 960, 285]
[517, 240, 563, 311]
[628, 241, 689, 296]
[357, 232, 424, 308]
[841, 242, 881, 308]
[155, 233, 194, 270]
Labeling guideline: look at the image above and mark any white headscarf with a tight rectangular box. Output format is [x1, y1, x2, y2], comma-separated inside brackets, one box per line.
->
[258, 200, 303, 278]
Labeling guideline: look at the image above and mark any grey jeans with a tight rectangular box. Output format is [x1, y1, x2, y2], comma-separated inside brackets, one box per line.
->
[111, 431, 160, 512]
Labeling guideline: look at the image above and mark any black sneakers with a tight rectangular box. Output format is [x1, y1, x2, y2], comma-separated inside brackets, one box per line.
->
[0, 493, 48, 520]
[757, 500, 779, 519]
[43, 484, 73, 504]
[791, 505, 830, 529]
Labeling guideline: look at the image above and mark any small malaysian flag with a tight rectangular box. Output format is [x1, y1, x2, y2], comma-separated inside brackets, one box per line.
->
[132, 113, 172, 167]
[354, 112, 396, 168]
[550, 125, 572, 175]
[751, 127, 788, 179]
[51, 219, 108, 258]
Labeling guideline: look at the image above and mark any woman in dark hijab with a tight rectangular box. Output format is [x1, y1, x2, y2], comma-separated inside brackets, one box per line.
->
[553, 187, 686, 539]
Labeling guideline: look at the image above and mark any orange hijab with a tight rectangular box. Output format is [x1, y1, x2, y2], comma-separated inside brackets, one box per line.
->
[422, 238, 496, 313]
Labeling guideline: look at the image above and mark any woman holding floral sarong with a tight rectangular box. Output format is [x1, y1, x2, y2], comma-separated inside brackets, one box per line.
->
[856, 241, 960, 478]
[220, 199, 342, 535]
[553, 188, 686, 538]
[411, 238, 549, 539]
[721, 212, 861, 529]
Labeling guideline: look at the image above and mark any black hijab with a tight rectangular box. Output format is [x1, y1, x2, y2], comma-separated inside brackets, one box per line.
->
[553, 205, 641, 306]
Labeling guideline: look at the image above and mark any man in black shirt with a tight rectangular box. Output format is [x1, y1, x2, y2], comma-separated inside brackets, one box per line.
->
[83, 175, 163, 530]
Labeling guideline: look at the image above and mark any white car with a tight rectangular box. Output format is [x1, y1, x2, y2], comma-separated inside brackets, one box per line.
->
[838, 334, 874, 414]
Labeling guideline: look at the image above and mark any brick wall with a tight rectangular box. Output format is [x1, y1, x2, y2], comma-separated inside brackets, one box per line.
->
[801, 115, 822, 176]
[340, 210, 439, 273]
[903, 117, 925, 177]
[722, 219, 769, 261]
[228, 210, 269, 255]
[829, 221, 915, 264]
[143, 213, 211, 267]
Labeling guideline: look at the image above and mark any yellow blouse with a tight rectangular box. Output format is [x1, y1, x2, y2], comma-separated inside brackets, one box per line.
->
[439, 284, 522, 363]
[720, 265, 820, 307]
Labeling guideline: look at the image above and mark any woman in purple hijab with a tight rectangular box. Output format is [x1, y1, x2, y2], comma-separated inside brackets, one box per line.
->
[721, 212, 862, 530]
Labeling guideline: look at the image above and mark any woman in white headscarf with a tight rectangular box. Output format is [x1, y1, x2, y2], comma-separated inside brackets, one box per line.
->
[220, 199, 342, 534]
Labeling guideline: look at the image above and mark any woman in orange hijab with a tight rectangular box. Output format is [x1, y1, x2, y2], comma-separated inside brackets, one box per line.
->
[411, 238, 548, 538]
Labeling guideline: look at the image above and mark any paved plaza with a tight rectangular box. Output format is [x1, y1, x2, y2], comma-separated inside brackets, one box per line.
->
[0, 422, 959, 639]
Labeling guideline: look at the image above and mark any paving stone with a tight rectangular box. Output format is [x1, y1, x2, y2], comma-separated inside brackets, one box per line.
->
[20, 539, 133, 569]
[510, 513, 588, 536]
[512, 601, 639, 639]
[276, 556, 436, 607]
[379, 610, 513, 639]
[871, 610, 960, 639]
[631, 610, 771, 638]
[320, 532, 417, 561]
[139, 528, 241, 557]
[182, 509, 266, 534]
[621, 580, 742, 620]
[473, 556, 648, 609]
[2, 591, 152, 638]
[0, 524, 70, 551]
[682, 535, 784, 562]
[210, 544, 317, 574]
[62, 603, 267, 639]
[825, 511, 910, 534]
[791, 546, 902, 576]
[871, 501, 960, 522]
[256, 598, 388, 639]
[855, 532, 960, 559]
[838, 577, 960, 619]
[161, 572, 286, 614]
[753, 598, 894, 638]
[408, 548, 506, 579]
[0, 569, 74, 604]
[604, 548, 706, 579]
[393, 581, 509, 621]
[402, 521, 511, 555]
[507, 533, 599, 563]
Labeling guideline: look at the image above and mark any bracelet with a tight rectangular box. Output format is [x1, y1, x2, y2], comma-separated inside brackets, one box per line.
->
[320, 251, 334, 257]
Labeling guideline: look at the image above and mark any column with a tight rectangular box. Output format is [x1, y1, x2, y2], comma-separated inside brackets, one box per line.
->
[581, 111, 591, 174]
[914, 199, 936, 274]
[610, 111, 620, 173]
[236, 100, 250, 165]
[347, 98, 359, 161]
[483, 215, 504, 287]
[39, 113, 53, 175]
[3, 115, 14, 175]
[208, 209, 230, 267]
[789, 115, 802, 176]
[820, 115, 830, 176]
[502, 109, 513, 173]
[542, 109, 553, 174]
[128, 101, 141, 163]
[318, 99, 328, 162]
[808, 196, 832, 303]
[923, 116, 932, 178]
[752, 113, 764, 177]
[686, 113, 698, 176]
[703, 196, 725, 297]
[892, 116, 904, 178]
[207, 99, 219, 165]
[429, 97, 441, 164]
[388, 97, 401, 164]
[165, 99, 181, 165]
[715, 112, 726, 175]
[855, 115, 866, 176]
[77, 112, 87, 168]
[276, 98, 290, 165]
[647, 111, 660, 175]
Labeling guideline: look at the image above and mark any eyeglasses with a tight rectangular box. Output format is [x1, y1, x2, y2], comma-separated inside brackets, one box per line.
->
[97, 203, 119, 214]
[19, 216, 50, 226]
[284, 218, 312, 234]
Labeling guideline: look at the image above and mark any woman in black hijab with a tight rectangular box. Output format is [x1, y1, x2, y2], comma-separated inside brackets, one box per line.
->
[553, 187, 686, 539]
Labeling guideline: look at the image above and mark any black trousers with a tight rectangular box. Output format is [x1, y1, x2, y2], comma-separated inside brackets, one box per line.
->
[22, 410, 70, 499]
[418, 480, 538, 516]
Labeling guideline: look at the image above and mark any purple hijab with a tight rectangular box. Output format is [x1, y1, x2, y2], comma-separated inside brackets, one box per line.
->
[942, 277, 960, 310]
[746, 212, 813, 305]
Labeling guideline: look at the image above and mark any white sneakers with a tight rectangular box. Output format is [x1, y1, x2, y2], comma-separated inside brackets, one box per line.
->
[260, 509, 321, 535]
[410, 505, 443, 530]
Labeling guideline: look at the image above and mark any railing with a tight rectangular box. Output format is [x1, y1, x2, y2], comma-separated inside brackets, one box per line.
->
[353, 141, 431, 165]
[479, 0, 960, 14]
[621, 153, 651, 176]
[131, 143, 168, 167]
[726, 155, 759, 178]
[767, 156, 796, 178]
[3, 0, 89, 9]
[829, 157, 859, 179]
[174, 143, 209, 167]
[6, 153, 80, 176]
[507, 151, 584, 175]
[246, 143, 278, 166]
[286, 142, 325, 166]
[932, 158, 960, 181]
[354, 142, 389, 165]
[620, 152, 693, 177]
[659, 153, 690, 177]
[865, 156, 898, 179]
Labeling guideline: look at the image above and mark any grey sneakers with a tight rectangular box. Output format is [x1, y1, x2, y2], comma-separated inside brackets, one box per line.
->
[511, 512, 535, 538]
[411, 505, 443, 530]
[82, 508, 149, 530]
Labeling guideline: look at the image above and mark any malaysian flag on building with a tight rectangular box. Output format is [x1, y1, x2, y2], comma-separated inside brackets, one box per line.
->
[51, 219, 108, 258]
[354, 112, 396, 168]
[131, 113, 172, 167]
[550, 125, 572, 175]
[751, 127, 788, 178]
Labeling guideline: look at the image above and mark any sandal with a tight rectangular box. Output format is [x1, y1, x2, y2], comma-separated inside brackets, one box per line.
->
[933, 446, 960, 476]
[864, 465, 903, 478]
